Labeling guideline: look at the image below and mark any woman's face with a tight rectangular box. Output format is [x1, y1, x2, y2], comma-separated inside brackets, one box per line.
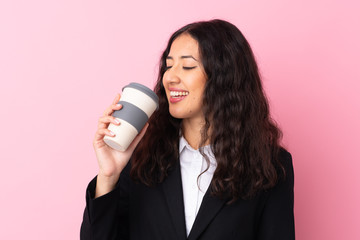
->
[162, 34, 207, 121]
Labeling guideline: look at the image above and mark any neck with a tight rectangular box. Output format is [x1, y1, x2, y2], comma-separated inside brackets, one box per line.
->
[181, 117, 210, 150]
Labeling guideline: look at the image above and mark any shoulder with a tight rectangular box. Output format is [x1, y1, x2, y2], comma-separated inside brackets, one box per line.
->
[278, 147, 294, 176]
[272, 147, 294, 193]
[279, 147, 292, 160]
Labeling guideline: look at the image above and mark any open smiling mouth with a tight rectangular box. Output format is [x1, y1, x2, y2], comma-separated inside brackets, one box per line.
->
[169, 91, 189, 103]
[170, 91, 189, 97]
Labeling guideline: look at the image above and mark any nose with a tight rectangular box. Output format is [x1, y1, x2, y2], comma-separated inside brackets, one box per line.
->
[164, 66, 180, 84]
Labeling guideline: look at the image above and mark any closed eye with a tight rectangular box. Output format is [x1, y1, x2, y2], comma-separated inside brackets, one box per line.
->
[165, 66, 197, 71]
[183, 66, 197, 70]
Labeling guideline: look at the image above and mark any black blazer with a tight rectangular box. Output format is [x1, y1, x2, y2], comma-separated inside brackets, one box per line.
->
[81, 149, 295, 240]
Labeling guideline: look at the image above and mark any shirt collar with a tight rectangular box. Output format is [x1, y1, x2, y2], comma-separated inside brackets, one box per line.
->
[179, 135, 191, 154]
[179, 136, 217, 169]
[179, 135, 214, 158]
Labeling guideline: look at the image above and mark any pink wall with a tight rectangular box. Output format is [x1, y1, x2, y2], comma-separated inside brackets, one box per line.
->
[1, 0, 359, 239]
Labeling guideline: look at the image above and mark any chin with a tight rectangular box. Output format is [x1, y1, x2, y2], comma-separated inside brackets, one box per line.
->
[168, 108, 186, 119]
[169, 111, 184, 119]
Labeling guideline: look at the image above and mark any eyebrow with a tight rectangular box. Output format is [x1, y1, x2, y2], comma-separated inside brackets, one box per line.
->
[166, 55, 198, 61]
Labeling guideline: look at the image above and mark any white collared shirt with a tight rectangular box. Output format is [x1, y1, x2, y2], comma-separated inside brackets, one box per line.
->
[179, 136, 217, 236]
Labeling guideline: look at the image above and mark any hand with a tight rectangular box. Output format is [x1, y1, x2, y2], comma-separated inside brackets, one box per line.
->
[93, 93, 148, 197]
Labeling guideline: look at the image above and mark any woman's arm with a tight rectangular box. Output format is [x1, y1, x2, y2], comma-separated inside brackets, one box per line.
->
[80, 163, 131, 240]
[92, 94, 148, 198]
[80, 94, 148, 239]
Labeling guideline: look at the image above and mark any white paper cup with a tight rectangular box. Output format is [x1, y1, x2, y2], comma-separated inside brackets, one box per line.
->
[103, 83, 159, 151]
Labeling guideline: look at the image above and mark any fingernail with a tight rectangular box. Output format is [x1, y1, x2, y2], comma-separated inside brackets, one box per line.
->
[114, 119, 120, 124]
[110, 131, 115, 136]
[116, 104, 121, 107]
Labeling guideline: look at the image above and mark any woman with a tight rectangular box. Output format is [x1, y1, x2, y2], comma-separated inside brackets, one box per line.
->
[81, 19, 295, 240]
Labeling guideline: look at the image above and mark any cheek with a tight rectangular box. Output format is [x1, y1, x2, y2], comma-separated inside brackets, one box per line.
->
[193, 74, 207, 91]
[189, 91, 204, 108]
[193, 82, 206, 99]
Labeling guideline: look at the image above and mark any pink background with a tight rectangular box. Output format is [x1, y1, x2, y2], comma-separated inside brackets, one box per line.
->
[1, 0, 359, 239]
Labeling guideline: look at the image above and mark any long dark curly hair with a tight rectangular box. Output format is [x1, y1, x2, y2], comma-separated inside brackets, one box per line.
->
[130, 19, 284, 202]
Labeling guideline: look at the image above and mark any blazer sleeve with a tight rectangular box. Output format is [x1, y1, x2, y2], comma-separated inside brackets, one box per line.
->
[80, 164, 131, 240]
[256, 149, 295, 240]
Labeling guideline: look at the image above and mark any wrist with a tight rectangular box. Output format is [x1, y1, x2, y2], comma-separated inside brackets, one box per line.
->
[95, 173, 120, 198]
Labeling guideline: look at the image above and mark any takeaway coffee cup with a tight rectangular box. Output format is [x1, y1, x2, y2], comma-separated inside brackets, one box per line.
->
[103, 82, 159, 151]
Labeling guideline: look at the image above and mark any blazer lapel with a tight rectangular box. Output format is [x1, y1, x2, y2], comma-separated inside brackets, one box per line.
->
[187, 188, 227, 240]
[162, 159, 187, 240]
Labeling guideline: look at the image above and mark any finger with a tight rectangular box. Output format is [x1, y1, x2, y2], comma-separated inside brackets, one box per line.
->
[94, 128, 115, 141]
[98, 116, 121, 127]
[103, 103, 122, 116]
[112, 93, 121, 104]
[97, 117, 120, 133]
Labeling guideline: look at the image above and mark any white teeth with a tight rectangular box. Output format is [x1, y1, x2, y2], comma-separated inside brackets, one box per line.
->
[170, 91, 189, 97]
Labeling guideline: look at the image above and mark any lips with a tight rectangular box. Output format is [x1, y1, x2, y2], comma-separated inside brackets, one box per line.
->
[168, 89, 189, 103]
